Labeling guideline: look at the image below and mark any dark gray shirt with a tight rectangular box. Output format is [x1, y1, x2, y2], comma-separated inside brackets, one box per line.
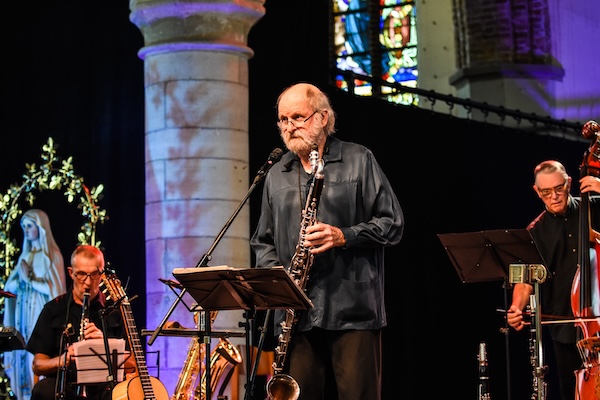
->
[251, 136, 404, 332]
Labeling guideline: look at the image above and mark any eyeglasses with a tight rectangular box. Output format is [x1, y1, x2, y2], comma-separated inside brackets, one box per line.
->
[538, 181, 568, 198]
[73, 270, 102, 281]
[277, 110, 319, 129]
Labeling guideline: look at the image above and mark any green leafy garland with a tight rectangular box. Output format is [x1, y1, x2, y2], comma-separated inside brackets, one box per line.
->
[0, 137, 108, 291]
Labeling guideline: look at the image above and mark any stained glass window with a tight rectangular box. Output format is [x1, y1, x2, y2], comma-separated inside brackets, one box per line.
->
[332, 0, 418, 105]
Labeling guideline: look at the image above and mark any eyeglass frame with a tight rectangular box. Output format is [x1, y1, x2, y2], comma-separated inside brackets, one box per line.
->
[72, 270, 103, 281]
[276, 110, 320, 129]
[537, 180, 568, 198]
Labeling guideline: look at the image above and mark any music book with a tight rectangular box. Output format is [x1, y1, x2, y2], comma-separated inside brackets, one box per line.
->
[73, 338, 127, 383]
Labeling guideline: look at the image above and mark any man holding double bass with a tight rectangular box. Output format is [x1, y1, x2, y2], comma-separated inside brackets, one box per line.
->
[507, 154, 600, 400]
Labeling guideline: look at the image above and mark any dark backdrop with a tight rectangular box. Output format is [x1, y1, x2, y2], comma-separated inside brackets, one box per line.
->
[0, 1, 592, 399]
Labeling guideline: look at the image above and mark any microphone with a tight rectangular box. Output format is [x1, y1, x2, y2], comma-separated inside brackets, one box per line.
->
[63, 323, 74, 337]
[253, 148, 284, 185]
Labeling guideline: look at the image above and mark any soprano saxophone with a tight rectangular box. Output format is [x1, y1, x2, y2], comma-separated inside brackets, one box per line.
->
[266, 148, 325, 400]
[171, 311, 243, 400]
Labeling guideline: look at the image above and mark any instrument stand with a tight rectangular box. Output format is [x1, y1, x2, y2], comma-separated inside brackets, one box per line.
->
[438, 229, 546, 400]
[238, 309, 257, 399]
[171, 266, 312, 400]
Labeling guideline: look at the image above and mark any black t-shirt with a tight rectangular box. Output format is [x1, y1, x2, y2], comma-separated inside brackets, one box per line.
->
[26, 291, 126, 380]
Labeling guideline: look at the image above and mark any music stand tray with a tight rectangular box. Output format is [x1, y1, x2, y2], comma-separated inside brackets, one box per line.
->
[0, 326, 26, 352]
[172, 265, 313, 311]
[437, 229, 545, 283]
[72, 338, 127, 383]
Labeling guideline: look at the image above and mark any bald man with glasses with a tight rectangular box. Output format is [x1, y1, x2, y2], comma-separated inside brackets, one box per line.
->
[252, 83, 404, 400]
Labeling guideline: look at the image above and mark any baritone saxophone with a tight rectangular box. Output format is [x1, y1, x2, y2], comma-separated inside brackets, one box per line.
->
[266, 147, 325, 400]
[171, 311, 243, 400]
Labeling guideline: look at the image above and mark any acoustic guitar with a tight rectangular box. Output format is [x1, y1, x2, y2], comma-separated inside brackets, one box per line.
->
[100, 268, 169, 400]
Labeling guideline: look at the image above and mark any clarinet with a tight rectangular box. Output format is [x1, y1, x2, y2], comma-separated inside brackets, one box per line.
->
[76, 289, 91, 398]
[266, 147, 325, 400]
[478, 342, 491, 400]
[528, 295, 547, 400]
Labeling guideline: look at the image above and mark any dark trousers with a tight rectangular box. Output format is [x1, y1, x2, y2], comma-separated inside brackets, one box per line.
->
[286, 328, 382, 400]
[552, 340, 582, 400]
[31, 378, 112, 400]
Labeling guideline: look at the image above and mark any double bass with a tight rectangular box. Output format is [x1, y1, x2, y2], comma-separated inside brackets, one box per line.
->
[574, 120, 600, 400]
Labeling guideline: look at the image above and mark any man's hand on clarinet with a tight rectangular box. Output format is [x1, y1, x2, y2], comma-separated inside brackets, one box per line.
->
[303, 222, 346, 254]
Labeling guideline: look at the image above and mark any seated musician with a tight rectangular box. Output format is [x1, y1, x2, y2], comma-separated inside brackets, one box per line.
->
[26, 245, 137, 400]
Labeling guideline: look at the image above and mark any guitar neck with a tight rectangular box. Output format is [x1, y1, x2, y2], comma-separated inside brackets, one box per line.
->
[121, 300, 154, 394]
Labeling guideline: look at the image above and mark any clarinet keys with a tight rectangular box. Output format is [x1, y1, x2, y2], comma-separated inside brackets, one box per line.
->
[478, 341, 491, 400]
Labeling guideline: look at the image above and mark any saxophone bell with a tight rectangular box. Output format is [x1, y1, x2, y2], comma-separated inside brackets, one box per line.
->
[266, 374, 300, 400]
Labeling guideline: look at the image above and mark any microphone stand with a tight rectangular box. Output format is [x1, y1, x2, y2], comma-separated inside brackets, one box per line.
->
[148, 149, 283, 400]
[244, 308, 272, 400]
[55, 328, 71, 400]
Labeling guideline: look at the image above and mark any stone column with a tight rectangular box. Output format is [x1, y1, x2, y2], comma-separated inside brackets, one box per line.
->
[129, 0, 265, 395]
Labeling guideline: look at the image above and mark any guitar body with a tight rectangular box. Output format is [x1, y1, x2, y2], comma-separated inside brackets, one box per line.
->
[112, 375, 169, 400]
[100, 268, 169, 400]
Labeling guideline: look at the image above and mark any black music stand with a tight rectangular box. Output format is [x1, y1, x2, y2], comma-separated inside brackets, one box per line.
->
[437, 228, 546, 400]
[171, 265, 312, 400]
[0, 326, 26, 352]
[438, 229, 545, 284]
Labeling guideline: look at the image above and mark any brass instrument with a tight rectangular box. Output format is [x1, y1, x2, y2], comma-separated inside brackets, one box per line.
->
[266, 148, 325, 400]
[197, 337, 243, 400]
[172, 311, 242, 400]
[76, 289, 90, 398]
[172, 331, 203, 400]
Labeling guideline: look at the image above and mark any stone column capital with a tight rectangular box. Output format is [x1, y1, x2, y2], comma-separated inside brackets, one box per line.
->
[129, 0, 266, 59]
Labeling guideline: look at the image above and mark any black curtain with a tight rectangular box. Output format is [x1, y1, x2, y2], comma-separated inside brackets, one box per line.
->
[1, 1, 590, 398]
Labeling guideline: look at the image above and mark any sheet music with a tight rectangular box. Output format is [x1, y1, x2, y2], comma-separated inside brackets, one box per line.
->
[73, 338, 127, 383]
[172, 265, 285, 274]
[172, 265, 233, 274]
